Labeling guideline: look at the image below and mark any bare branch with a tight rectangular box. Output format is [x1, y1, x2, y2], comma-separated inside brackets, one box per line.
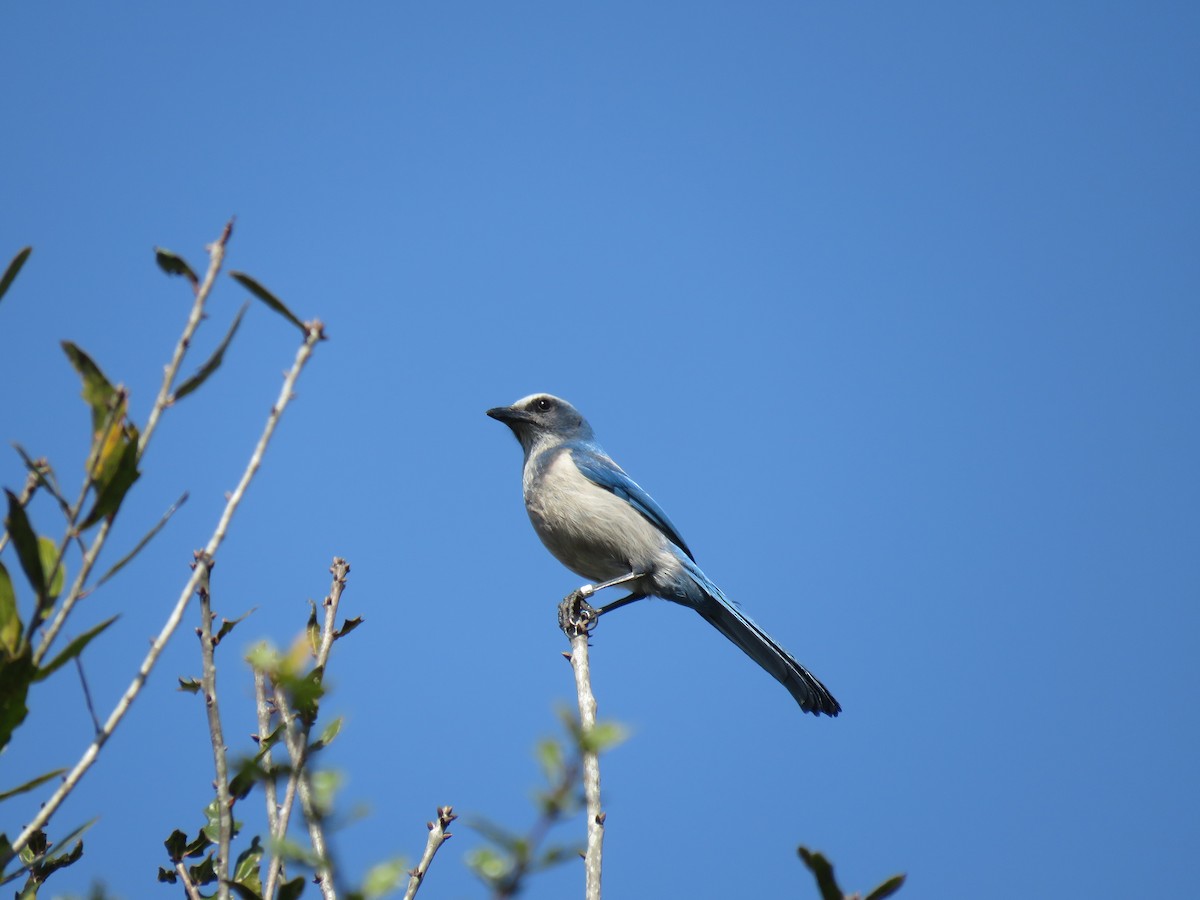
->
[262, 557, 350, 900]
[255, 669, 282, 893]
[274, 683, 336, 900]
[143, 219, 234, 453]
[175, 861, 204, 900]
[403, 806, 456, 900]
[196, 551, 232, 900]
[558, 591, 605, 900]
[317, 557, 350, 668]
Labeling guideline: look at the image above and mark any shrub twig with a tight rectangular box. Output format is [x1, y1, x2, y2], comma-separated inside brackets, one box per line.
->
[557, 591, 605, 900]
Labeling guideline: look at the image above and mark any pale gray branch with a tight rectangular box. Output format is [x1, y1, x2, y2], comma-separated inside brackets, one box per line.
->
[262, 557, 349, 900]
[197, 551, 232, 900]
[558, 591, 605, 900]
[403, 806, 456, 900]
[175, 861, 204, 900]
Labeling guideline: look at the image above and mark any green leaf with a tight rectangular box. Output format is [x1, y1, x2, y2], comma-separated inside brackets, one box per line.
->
[864, 873, 907, 900]
[216, 607, 254, 645]
[232, 835, 264, 892]
[335, 616, 363, 639]
[164, 829, 188, 863]
[535, 738, 564, 783]
[178, 676, 203, 694]
[268, 837, 322, 869]
[95, 491, 188, 589]
[0, 563, 22, 657]
[184, 830, 212, 858]
[282, 668, 325, 725]
[797, 846, 843, 900]
[0, 768, 66, 804]
[0, 247, 32, 305]
[174, 302, 249, 402]
[157, 866, 178, 883]
[309, 770, 341, 817]
[30, 833, 83, 879]
[230, 883, 265, 900]
[228, 758, 262, 800]
[36, 537, 64, 603]
[306, 600, 320, 655]
[60, 342, 119, 434]
[34, 616, 118, 683]
[230, 271, 307, 335]
[189, 852, 218, 885]
[4, 491, 44, 607]
[580, 720, 628, 755]
[154, 248, 198, 286]
[310, 715, 343, 752]
[362, 857, 408, 898]
[277, 876, 306, 900]
[465, 846, 514, 885]
[78, 433, 140, 529]
[466, 816, 523, 854]
[201, 798, 241, 843]
[0, 650, 34, 752]
[536, 843, 584, 871]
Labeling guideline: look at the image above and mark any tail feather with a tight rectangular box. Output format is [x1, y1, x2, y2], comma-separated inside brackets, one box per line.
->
[679, 559, 841, 716]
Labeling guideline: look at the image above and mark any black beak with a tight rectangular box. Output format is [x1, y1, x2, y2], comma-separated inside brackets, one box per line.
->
[486, 405, 533, 425]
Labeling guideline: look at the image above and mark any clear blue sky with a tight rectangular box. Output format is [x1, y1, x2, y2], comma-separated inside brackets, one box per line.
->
[2, 3, 1197, 898]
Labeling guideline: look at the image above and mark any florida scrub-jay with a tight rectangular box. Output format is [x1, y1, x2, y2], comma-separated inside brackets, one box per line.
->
[487, 393, 840, 716]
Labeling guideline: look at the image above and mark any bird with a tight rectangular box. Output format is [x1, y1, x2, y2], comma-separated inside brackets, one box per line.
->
[487, 393, 840, 716]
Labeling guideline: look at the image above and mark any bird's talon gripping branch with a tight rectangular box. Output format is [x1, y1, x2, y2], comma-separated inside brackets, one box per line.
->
[558, 589, 599, 638]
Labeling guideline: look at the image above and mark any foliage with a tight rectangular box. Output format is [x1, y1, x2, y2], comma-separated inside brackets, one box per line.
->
[798, 845, 906, 900]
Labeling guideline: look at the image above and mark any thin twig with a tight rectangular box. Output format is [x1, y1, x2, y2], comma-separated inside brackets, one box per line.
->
[196, 551, 232, 900]
[255, 669, 282, 892]
[142, 219, 234, 455]
[274, 684, 335, 900]
[558, 591, 604, 900]
[403, 807, 456, 900]
[1, 318, 325, 867]
[34, 221, 234, 667]
[317, 558, 350, 667]
[72, 655, 101, 734]
[262, 558, 348, 900]
[175, 861, 204, 900]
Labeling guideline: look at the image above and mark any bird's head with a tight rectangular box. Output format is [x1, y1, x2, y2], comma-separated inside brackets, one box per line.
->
[487, 393, 594, 455]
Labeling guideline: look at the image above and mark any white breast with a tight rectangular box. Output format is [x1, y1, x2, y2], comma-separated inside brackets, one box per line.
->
[523, 450, 676, 587]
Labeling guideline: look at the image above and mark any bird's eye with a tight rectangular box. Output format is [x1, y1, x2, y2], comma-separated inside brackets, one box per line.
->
[535, 397, 553, 412]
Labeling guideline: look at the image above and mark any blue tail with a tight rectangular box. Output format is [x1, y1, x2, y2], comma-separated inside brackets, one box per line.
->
[677, 558, 841, 716]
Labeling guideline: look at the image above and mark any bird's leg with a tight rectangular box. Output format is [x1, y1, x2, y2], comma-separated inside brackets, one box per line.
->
[594, 591, 647, 617]
[578, 570, 645, 599]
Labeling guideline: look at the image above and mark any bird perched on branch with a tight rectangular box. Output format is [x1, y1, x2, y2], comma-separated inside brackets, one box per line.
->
[487, 393, 840, 717]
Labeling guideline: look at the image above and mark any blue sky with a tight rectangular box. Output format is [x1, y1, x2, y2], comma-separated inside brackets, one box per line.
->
[2, 3, 1197, 898]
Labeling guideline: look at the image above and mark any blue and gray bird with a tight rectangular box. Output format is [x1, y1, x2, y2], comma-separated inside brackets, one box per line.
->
[487, 393, 840, 716]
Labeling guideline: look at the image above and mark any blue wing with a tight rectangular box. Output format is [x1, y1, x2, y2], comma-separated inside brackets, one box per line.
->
[568, 443, 695, 561]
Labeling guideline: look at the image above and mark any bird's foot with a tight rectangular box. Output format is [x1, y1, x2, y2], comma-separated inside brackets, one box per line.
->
[558, 589, 600, 638]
